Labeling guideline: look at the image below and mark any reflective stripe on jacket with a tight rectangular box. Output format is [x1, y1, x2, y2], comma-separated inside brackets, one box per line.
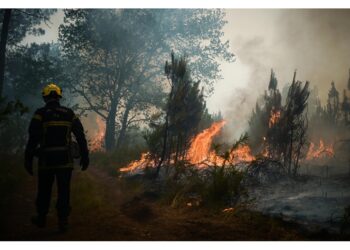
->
[25, 100, 89, 169]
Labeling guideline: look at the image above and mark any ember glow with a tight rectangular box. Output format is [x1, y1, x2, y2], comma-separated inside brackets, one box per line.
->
[90, 116, 106, 152]
[268, 109, 281, 128]
[306, 140, 334, 160]
[119, 120, 256, 173]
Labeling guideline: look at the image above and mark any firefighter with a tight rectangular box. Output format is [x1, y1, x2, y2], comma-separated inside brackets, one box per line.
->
[24, 83, 89, 232]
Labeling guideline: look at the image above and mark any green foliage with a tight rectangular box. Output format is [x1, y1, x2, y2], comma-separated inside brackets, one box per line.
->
[203, 166, 244, 207]
[248, 69, 283, 153]
[0, 9, 56, 46]
[310, 81, 350, 131]
[164, 53, 206, 162]
[348, 69, 350, 91]
[247, 70, 310, 176]
[145, 53, 208, 167]
[160, 162, 245, 210]
[232, 133, 249, 150]
[6, 43, 65, 100]
[273, 80, 310, 175]
[327, 81, 340, 121]
[0, 98, 28, 123]
[341, 89, 350, 125]
[268, 69, 278, 91]
[1, 42, 64, 154]
[143, 119, 164, 162]
[0, 98, 29, 153]
[59, 9, 234, 151]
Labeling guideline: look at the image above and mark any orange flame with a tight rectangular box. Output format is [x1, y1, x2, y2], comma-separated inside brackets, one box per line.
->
[269, 109, 281, 128]
[90, 116, 105, 152]
[306, 139, 334, 160]
[187, 120, 227, 165]
[229, 145, 255, 163]
[119, 153, 152, 173]
[119, 120, 256, 173]
[187, 121, 254, 167]
[222, 207, 235, 213]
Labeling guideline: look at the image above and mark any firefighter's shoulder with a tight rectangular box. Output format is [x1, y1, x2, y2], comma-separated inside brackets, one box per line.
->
[31, 107, 45, 121]
[57, 105, 79, 121]
[55, 105, 72, 113]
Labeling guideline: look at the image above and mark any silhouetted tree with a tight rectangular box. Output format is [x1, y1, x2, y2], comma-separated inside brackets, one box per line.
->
[268, 69, 278, 91]
[248, 69, 282, 155]
[348, 69, 350, 91]
[59, 9, 234, 151]
[148, 53, 205, 176]
[341, 89, 350, 125]
[281, 80, 310, 175]
[248, 70, 310, 176]
[0, 9, 56, 98]
[1, 42, 64, 153]
[327, 81, 340, 123]
[0, 10, 11, 99]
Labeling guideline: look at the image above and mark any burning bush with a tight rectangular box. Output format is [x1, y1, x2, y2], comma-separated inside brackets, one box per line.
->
[120, 129, 254, 209]
[248, 70, 310, 176]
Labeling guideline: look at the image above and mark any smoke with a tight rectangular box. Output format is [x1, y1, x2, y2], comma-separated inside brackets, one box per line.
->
[208, 9, 350, 139]
[22, 9, 350, 141]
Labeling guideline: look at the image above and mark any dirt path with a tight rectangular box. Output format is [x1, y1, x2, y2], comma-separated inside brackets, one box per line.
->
[1, 166, 310, 241]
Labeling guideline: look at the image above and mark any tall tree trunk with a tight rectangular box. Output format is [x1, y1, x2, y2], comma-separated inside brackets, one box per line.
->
[155, 86, 174, 177]
[288, 125, 293, 175]
[105, 99, 117, 151]
[104, 79, 124, 152]
[0, 9, 12, 98]
[116, 101, 133, 150]
[155, 111, 169, 177]
[174, 134, 180, 164]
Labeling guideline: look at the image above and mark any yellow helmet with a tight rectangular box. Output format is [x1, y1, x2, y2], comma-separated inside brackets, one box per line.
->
[42, 83, 62, 98]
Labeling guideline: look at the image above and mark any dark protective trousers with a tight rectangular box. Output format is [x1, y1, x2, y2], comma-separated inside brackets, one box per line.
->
[36, 168, 73, 219]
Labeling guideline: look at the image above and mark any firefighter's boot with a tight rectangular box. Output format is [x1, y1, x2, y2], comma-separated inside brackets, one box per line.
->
[58, 217, 69, 233]
[31, 215, 46, 228]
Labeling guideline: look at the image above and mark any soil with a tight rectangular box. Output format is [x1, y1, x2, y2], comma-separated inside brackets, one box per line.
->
[0, 165, 346, 241]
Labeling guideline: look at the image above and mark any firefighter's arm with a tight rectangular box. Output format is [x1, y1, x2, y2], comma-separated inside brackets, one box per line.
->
[71, 114, 89, 170]
[24, 112, 43, 175]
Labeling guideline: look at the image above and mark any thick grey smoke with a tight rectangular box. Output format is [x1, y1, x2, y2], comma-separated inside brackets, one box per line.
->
[23, 9, 350, 140]
[208, 9, 350, 139]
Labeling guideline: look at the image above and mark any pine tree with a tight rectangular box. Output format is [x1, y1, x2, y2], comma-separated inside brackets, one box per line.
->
[326, 81, 340, 123]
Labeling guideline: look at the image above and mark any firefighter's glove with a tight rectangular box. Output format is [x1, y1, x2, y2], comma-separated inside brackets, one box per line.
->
[80, 156, 89, 171]
[24, 160, 33, 176]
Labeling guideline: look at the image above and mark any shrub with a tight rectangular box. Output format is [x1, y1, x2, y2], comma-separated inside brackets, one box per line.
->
[159, 161, 246, 210]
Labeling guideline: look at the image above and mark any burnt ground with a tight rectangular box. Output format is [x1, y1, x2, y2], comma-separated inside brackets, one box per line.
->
[0, 165, 348, 241]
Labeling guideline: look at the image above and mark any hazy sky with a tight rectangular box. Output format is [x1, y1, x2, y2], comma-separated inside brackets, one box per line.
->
[24, 9, 350, 137]
[206, 9, 350, 137]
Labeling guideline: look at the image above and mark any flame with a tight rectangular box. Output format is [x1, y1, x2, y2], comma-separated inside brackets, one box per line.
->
[90, 116, 105, 152]
[229, 145, 255, 163]
[119, 153, 152, 173]
[187, 120, 227, 165]
[269, 109, 281, 128]
[222, 207, 235, 213]
[306, 139, 334, 160]
[119, 120, 256, 173]
[187, 121, 255, 167]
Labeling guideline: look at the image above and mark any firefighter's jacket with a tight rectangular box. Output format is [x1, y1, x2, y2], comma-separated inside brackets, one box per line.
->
[25, 101, 89, 169]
